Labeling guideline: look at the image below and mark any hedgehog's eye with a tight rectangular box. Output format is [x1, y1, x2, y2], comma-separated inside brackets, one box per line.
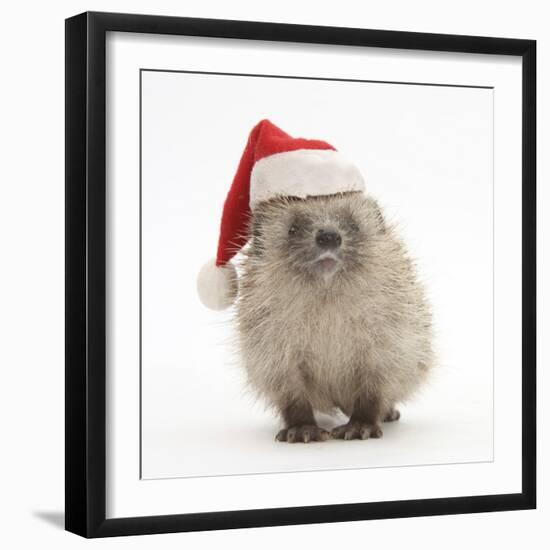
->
[346, 221, 360, 233]
[288, 224, 298, 237]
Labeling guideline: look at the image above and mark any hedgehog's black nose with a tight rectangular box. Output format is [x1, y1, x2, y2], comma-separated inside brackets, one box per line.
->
[316, 229, 342, 249]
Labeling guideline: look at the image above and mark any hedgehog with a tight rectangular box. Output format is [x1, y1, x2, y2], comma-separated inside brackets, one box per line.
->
[196, 119, 434, 443]
[235, 192, 434, 442]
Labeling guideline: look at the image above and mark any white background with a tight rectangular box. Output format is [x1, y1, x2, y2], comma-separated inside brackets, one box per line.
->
[0, 1, 546, 549]
[141, 71, 494, 479]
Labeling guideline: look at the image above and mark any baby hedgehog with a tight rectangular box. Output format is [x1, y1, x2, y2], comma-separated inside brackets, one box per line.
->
[197, 119, 433, 443]
[237, 192, 433, 442]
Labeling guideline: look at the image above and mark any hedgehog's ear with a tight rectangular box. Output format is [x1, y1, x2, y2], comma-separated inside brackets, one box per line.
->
[370, 199, 387, 234]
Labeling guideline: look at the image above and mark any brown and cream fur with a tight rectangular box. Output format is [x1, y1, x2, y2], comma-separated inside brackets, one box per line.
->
[236, 191, 433, 442]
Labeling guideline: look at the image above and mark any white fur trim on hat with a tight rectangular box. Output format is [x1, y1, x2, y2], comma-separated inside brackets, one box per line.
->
[249, 149, 365, 208]
[197, 259, 238, 310]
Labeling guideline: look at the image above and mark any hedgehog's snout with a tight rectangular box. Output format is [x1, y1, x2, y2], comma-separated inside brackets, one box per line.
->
[315, 228, 342, 250]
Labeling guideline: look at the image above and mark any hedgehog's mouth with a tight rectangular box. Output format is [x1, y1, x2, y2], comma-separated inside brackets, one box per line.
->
[313, 251, 341, 275]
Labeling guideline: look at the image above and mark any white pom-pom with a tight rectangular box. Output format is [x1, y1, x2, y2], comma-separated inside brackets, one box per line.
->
[197, 258, 238, 310]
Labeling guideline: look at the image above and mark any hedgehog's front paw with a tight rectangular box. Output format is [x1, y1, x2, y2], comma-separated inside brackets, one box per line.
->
[331, 421, 383, 440]
[276, 424, 330, 443]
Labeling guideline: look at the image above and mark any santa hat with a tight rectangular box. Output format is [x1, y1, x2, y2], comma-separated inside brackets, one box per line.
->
[197, 119, 365, 310]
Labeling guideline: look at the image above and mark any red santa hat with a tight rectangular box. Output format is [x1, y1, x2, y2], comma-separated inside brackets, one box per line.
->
[197, 119, 365, 310]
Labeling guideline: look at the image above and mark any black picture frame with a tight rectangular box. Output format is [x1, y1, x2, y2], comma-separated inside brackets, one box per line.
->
[65, 11, 536, 538]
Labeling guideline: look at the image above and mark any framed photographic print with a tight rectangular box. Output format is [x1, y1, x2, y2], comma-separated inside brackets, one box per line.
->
[65, 11, 536, 538]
